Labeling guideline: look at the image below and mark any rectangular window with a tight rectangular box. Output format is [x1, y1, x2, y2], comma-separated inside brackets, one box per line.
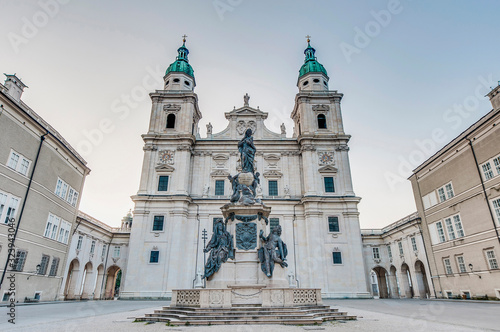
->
[486, 250, 498, 269]
[324, 177, 335, 193]
[270, 218, 279, 232]
[445, 218, 456, 240]
[493, 156, 500, 175]
[445, 183, 454, 199]
[101, 245, 107, 258]
[456, 256, 466, 273]
[158, 176, 169, 191]
[268, 180, 278, 196]
[71, 191, 79, 207]
[39, 255, 50, 275]
[328, 216, 339, 232]
[150, 250, 159, 263]
[436, 221, 446, 242]
[493, 198, 500, 224]
[453, 215, 465, 238]
[444, 258, 453, 275]
[411, 237, 418, 251]
[67, 188, 74, 205]
[61, 183, 68, 200]
[57, 227, 65, 243]
[215, 180, 225, 196]
[48, 257, 59, 276]
[437, 187, 446, 202]
[372, 247, 380, 259]
[0, 193, 6, 219]
[19, 158, 30, 175]
[332, 252, 342, 264]
[387, 245, 392, 259]
[8, 151, 19, 170]
[55, 179, 63, 198]
[482, 162, 494, 180]
[398, 241, 404, 256]
[90, 240, 95, 254]
[153, 216, 164, 231]
[113, 246, 121, 258]
[76, 235, 83, 250]
[4, 197, 19, 224]
[13, 250, 27, 272]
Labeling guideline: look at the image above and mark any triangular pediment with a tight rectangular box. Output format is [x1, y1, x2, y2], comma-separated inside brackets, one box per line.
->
[225, 106, 268, 119]
[155, 164, 175, 173]
[318, 165, 338, 173]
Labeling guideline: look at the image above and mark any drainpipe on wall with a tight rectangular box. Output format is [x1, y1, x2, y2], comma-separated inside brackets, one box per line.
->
[466, 138, 500, 246]
[0, 130, 48, 289]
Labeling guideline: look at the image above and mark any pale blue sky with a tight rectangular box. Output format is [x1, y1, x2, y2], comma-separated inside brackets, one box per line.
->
[1, 0, 499, 227]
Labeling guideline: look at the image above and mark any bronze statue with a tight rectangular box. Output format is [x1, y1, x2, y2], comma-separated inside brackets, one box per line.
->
[238, 129, 256, 173]
[258, 225, 288, 277]
[203, 221, 234, 279]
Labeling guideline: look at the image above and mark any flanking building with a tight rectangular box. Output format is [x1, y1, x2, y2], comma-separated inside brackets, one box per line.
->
[361, 212, 434, 299]
[121, 39, 370, 299]
[409, 84, 500, 300]
[60, 211, 131, 300]
[0, 74, 90, 302]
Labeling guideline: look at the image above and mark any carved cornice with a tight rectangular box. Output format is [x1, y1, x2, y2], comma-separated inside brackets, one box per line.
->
[335, 145, 349, 151]
[300, 145, 316, 152]
[263, 170, 283, 178]
[312, 104, 330, 112]
[143, 144, 158, 151]
[318, 165, 338, 174]
[163, 104, 181, 112]
[155, 164, 175, 173]
[211, 170, 230, 177]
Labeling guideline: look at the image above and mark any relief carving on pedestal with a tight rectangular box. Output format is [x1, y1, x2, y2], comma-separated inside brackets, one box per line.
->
[236, 222, 257, 250]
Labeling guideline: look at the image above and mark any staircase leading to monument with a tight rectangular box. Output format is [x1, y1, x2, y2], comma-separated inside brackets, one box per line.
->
[136, 305, 356, 325]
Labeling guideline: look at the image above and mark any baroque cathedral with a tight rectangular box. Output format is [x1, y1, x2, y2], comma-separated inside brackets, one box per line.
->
[121, 38, 370, 299]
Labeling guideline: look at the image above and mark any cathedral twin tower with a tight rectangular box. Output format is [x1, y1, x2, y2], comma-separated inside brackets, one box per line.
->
[120, 37, 370, 299]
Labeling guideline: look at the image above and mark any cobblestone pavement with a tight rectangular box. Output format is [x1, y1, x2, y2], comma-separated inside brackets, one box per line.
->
[1, 299, 499, 332]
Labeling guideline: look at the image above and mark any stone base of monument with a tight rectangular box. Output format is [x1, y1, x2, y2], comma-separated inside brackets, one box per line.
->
[136, 289, 356, 325]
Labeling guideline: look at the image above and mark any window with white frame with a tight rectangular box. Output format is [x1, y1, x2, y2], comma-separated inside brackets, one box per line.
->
[482, 162, 494, 180]
[101, 244, 107, 258]
[0, 192, 6, 221]
[398, 241, 404, 256]
[411, 237, 418, 251]
[436, 221, 446, 243]
[44, 214, 60, 241]
[372, 247, 380, 260]
[443, 258, 453, 275]
[445, 183, 454, 199]
[445, 217, 456, 240]
[453, 215, 465, 238]
[39, 255, 50, 275]
[456, 255, 466, 273]
[437, 187, 446, 202]
[48, 257, 59, 276]
[76, 235, 83, 250]
[3, 196, 19, 224]
[12, 250, 27, 272]
[387, 245, 392, 259]
[422, 191, 438, 210]
[493, 156, 500, 174]
[492, 198, 500, 224]
[7, 150, 31, 176]
[54, 178, 77, 205]
[44, 214, 70, 244]
[112, 246, 121, 258]
[485, 250, 498, 269]
[90, 241, 95, 254]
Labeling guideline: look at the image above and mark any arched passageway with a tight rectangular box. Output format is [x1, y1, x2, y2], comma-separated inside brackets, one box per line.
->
[94, 264, 105, 299]
[400, 263, 414, 298]
[372, 266, 390, 298]
[81, 262, 94, 299]
[104, 266, 122, 299]
[64, 259, 80, 300]
[414, 260, 431, 299]
[389, 265, 400, 298]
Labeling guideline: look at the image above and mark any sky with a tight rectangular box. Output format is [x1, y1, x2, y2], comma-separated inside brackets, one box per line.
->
[1, 0, 499, 228]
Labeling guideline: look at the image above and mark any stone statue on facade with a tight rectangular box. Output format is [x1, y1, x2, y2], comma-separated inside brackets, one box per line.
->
[202, 183, 210, 197]
[258, 225, 288, 277]
[244, 93, 250, 106]
[281, 123, 286, 135]
[206, 122, 213, 136]
[203, 221, 234, 279]
[238, 129, 256, 173]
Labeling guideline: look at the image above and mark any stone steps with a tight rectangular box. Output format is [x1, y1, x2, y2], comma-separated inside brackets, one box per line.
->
[136, 305, 356, 325]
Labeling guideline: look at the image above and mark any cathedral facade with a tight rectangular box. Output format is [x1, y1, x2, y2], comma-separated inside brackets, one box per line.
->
[121, 39, 370, 299]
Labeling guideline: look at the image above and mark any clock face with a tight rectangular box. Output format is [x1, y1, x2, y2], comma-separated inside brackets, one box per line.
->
[320, 152, 334, 165]
[159, 150, 174, 164]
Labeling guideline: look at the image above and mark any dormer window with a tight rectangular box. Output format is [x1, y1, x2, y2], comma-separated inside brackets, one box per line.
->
[184, 80, 190, 86]
[313, 79, 320, 83]
[317, 114, 327, 129]
[303, 81, 309, 86]
[173, 78, 180, 83]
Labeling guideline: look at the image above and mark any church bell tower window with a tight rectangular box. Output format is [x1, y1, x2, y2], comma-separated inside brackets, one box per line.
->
[166, 114, 176, 129]
[317, 114, 327, 129]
